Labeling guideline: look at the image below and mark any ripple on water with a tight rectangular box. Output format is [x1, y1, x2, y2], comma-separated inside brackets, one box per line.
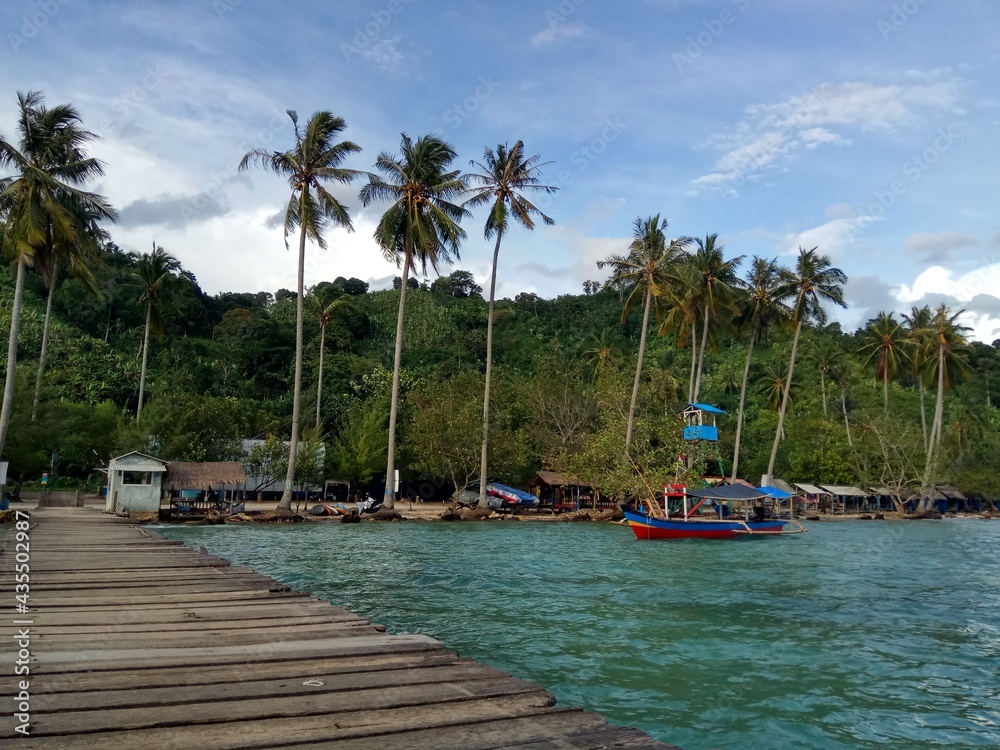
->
[157, 520, 1000, 750]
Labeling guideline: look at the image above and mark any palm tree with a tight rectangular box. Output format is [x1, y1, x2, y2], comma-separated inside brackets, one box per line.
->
[860, 311, 906, 414]
[686, 234, 744, 402]
[730, 257, 789, 480]
[650, 348, 684, 410]
[902, 305, 933, 450]
[764, 247, 847, 486]
[465, 141, 555, 507]
[359, 133, 468, 506]
[32, 199, 109, 420]
[0, 91, 115, 459]
[598, 215, 689, 450]
[133, 244, 180, 418]
[806, 339, 840, 418]
[831, 362, 853, 446]
[240, 110, 361, 511]
[759, 363, 798, 423]
[582, 327, 620, 378]
[921, 305, 971, 489]
[312, 292, 353, 428]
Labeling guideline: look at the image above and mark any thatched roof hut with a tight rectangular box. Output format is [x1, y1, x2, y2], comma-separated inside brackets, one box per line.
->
[163, 461, 247, 490]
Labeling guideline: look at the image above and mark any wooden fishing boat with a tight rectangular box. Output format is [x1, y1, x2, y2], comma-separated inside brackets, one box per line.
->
[624, 483, 806, 540]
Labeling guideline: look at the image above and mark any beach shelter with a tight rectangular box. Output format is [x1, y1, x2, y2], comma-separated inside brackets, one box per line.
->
[105, 452, 167, 517]
[819, 484, 870, 514]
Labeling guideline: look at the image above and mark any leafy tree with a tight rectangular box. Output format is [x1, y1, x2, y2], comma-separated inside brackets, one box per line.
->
[921, 305, 971, 492]
[0, 91, 116, 461]
[598, 215, 689, 451]
[902, 304, 933, 450]
[239, 109, 361, 510]
[764, 247, 847, 486]
[731, 257, 787, 479]
[465, 141, 555, 505]
[582, 327, 621, 379]
[860, 311, 906, 414]
[359, 133, 468, 506]
[685, 233, 744, 402]
[132, 245, 180, 418]
[244, 435, 289, 493]
[329, 398, 388, 485]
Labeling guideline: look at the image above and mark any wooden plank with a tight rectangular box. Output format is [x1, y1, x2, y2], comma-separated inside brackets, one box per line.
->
[8, 694, 561, 750]
[34, 661, 506, 711]
[30, 651, 464, 693]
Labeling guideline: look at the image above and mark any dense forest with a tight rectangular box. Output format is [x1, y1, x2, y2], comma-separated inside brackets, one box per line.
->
[2, 93, 998, 504]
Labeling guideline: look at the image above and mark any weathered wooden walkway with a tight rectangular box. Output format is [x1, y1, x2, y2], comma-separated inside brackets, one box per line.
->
[1, 507, 677, 748]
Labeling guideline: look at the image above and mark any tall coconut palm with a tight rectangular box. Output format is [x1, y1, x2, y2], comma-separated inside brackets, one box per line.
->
[582, 327, 620, 379]
[686, 234, 744, 402]
[806, 339, 840, 418]
[730, 257, 789, 480]
[831, 362, 853, 446]
[921, 305, 971, 490]
[133, 244, 180, 418]
[240, 110, 361, 511]
[312, 292, 353, 427]
[860, 311, 906, 414]
[360, 134, 468, 506]
[764, 247, 847, 486]
[464, 141, 556, 507]
[32, 199, 109, 420]
[902, 305, 933, 450]
[598, 215, 689, 450]
[0, 91, 115, 460]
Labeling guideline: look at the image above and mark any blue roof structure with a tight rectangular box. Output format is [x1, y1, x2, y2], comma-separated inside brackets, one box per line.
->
[688, 402, 727, 414]
[757, 485, 794, 499]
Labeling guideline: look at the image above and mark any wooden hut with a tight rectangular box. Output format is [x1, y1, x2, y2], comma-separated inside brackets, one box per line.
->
[528, 471, 595, 512]
[105, 452, 168, 519]
[163, 461, 248, 515]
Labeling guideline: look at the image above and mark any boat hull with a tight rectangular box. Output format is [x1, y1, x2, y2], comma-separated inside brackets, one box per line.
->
[623, 510, 789, 540]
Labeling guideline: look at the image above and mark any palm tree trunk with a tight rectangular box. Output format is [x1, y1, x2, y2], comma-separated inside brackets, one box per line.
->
[730, 333, 756, 480]
[315, 322, 326, 428]
[384, 252, 412, 508]
[820, 370, 827, 417]
[278, 223, 308, 511]
[693, 308, 710, 402]
[626, 285, 652, 451]
[766, 317, 803, 487]
[922, 344, 946, 492]
[479, 233, 503, 505]
[136, 299, 153, 419]
[883, 371, 889, 414]
[918, 378, 928, 451]
[31, 275, 56, 421]
[0, 259, 28, 460]
[687, 321, 697, 403]
[842, 389, 852, 446]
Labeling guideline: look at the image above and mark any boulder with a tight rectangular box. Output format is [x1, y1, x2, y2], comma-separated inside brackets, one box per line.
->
[369, 507, 404, 522]
[440, 506, 464, 522]
[340, 508, 361, 523]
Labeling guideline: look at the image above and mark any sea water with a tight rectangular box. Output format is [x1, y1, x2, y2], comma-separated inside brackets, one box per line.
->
[158, 519, 1000, 749]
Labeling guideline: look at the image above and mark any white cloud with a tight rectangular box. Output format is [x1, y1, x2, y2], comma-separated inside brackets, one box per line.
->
[694, 79, 961, 193]
[362, 38, 405, 73]
[531, 21, 587, 47]
[895, 264, 1000, 342]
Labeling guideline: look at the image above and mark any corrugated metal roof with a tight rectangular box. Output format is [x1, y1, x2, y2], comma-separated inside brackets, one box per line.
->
[108, 452, 167, 472]
[793, 483, 827, 495]
[688, 402, 727, 414]
[820, 484, 869, 497]
[772, 478, 796, 495]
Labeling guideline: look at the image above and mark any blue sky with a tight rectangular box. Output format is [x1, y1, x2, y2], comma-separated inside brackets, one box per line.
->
[2, 0, 999, 340]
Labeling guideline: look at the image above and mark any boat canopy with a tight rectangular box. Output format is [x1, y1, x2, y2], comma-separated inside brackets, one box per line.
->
[684, 484, 770, 501]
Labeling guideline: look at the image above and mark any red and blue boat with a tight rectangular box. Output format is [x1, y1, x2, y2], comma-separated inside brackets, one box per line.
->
[624, 484, 803, 540]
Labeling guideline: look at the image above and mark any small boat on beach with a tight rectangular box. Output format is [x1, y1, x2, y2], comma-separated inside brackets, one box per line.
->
[624, 483, 806, 540]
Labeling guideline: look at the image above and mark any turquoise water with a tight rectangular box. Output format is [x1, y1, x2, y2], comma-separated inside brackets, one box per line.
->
[158, 519, 1000, 749]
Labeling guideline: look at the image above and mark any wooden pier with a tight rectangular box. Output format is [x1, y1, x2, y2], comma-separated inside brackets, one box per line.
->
[1, 507, 677, 748]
